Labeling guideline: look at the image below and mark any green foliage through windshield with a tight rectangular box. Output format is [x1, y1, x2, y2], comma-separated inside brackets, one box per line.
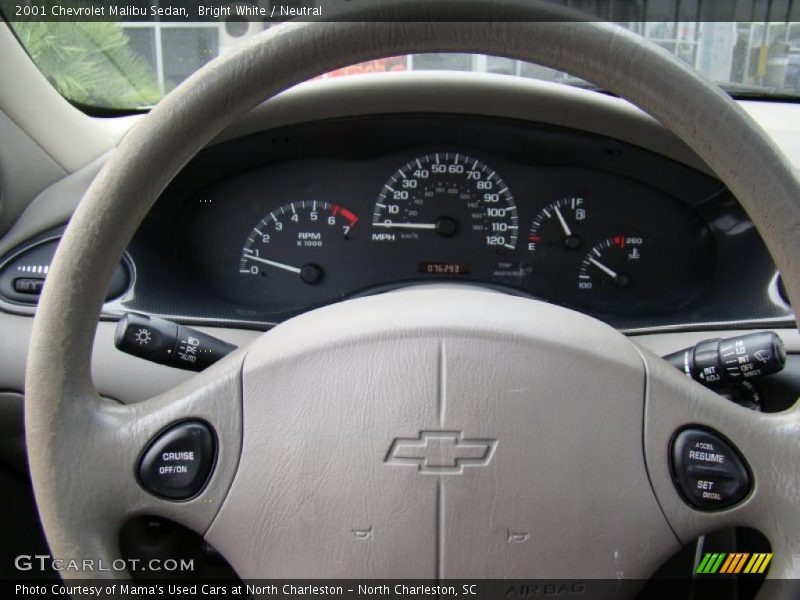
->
[7, 20, 800, 110]
[12, 22, 161, 108]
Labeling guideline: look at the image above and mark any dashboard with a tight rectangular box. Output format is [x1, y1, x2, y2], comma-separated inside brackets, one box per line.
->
[186, 148, 712, 318]
[0, 113, 792, 332]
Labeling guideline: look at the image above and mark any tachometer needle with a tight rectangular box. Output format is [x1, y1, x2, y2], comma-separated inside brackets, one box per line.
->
[244, 254, 302, 275]
[373, 221, 438, 230]
[554, 205, 573, 237]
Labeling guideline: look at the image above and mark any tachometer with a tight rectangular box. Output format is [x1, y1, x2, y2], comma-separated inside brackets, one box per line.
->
[239, 201, 358, 285]
[371, 153, 518, 251]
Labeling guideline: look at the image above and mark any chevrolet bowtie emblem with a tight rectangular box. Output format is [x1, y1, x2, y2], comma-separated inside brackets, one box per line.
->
[385, 431, 497, 474]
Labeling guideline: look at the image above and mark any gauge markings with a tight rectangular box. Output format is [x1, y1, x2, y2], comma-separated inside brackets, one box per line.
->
[371, 152, 518, 250]
[578, 236, 642, 290]
[239, 200, 358, 285]
[528, 197, 586, 255]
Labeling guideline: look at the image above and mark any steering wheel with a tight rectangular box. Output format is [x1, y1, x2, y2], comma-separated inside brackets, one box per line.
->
[25, 2, 800, 596]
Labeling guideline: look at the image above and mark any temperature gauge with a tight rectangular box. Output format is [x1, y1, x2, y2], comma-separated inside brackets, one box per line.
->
[578, 235, 644, 291]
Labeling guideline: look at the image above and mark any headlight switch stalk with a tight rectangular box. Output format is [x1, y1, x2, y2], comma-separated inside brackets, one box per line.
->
[114, 312, 236, 372]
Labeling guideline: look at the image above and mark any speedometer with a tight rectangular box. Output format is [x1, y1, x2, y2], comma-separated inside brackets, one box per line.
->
[371, 153, 518, 251]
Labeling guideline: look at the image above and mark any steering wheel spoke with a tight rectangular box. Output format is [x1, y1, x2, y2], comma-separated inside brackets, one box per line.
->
[25, 350, 244, 577]
[640, 349, 800, 589]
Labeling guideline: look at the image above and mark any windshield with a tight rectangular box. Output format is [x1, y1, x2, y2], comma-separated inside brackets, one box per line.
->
[7, 20, 800, 110]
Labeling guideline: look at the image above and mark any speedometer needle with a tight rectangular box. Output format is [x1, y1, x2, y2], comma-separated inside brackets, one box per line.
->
[244, 254, 302, 275]
[373, 221, 438, 230]
[374, 217, 458, 237]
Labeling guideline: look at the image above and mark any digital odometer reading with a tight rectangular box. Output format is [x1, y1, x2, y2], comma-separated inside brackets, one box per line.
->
[371, 153, 518, 251]
[418, 262, 471, 275]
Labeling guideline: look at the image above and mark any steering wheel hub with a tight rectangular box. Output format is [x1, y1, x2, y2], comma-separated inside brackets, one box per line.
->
[206, 288, 677, 579]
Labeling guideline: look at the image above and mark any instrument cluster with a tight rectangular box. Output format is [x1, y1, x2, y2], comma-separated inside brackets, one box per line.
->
[182, 148, 713, 320]
[122, 114, 785, 331]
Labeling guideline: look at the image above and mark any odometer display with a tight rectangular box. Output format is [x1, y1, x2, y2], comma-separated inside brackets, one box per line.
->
[418, 261, 471, 275]
[372, 153, 518, 251]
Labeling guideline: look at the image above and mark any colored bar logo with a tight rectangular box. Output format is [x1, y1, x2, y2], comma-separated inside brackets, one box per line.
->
[696, 553, 773, 574]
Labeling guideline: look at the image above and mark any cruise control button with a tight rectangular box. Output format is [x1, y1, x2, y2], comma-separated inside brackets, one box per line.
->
[138, 421, 216, 500]
[671, 427, 751, 510]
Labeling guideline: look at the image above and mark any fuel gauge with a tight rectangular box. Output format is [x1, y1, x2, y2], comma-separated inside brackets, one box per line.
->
[528, 197, 587, 255]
